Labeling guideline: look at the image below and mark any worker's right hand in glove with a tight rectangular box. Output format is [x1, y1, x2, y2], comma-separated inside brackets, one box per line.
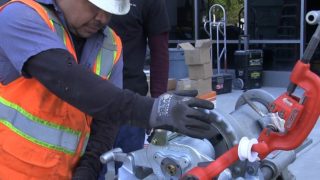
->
[149, 90, 215, 139]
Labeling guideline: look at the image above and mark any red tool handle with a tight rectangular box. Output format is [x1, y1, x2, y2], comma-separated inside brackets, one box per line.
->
[256, 61, 320, 157]
[183, 61, 320, 179]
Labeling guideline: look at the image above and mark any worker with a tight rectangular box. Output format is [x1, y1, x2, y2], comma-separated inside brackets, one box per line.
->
[110, 0, 170, 156]
[0, 0, 215, 179]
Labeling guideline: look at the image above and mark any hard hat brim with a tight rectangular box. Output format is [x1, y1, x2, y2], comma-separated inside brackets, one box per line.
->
[88, 0, 130, 15]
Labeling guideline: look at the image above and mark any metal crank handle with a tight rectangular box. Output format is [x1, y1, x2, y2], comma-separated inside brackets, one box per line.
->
[306, 11, 320, 25]
[288, 11, 320, 94]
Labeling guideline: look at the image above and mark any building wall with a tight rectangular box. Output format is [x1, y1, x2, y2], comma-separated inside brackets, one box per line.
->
[165, 0, 319, 72]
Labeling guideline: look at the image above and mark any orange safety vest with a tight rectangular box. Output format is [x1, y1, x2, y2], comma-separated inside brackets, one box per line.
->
[0, 0, 122, 179]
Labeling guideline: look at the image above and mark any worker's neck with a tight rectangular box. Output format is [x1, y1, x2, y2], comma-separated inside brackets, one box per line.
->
[71, 33, 86, 60]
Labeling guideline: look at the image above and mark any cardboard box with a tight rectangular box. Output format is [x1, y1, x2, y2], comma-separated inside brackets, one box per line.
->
[176, 78, 192, 90]
[188, 61, 213, 80]
[178, 39, 212, 65]
[167, 78, 177, 91]
[191, 78, 212, 95]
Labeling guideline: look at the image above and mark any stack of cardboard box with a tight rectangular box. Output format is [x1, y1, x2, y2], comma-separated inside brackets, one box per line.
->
[178, 39, 213, 95]
[167, 78, 177, 91]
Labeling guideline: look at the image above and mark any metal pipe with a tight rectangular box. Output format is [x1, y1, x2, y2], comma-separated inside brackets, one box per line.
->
[302, 25, 320, 62]
[194, 0, 199, 41]
[217, 22, 220, 74]
[244, 0, 249, 50]
[223, 11, 227, 72]
[302, 11, 320, 62]
[100, 148, 122, 164]
[209, 6, 213, 71]
[261, 150, 296, 180]
[300, 0, 305, 59]
[261, 166, 274, 180]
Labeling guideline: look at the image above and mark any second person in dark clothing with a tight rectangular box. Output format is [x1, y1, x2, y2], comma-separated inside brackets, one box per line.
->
[110, 0, 170, 154]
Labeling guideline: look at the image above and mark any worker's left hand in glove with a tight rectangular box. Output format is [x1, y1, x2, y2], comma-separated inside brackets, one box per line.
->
[149, 90, 215, 139]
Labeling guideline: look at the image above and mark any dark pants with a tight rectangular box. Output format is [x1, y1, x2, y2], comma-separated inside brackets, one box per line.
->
[99, 125, 145, 179]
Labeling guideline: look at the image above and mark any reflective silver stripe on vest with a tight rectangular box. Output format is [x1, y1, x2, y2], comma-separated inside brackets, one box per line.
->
[98, 27, 118, 78]
[102, 27, 117, 51]
[0, 103, 80, 153]
[43, 6, 68, 44]
[81, 135, 90, 156]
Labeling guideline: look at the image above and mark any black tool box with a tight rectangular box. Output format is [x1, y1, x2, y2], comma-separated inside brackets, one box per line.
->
[236, 66, 263, 89]
[212, 73, 233, 94]
[235, 50, 263, 67]
[234, 50, 263, 90]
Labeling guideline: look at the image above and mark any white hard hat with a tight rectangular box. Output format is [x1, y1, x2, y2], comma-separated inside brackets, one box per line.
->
[88, 0, 130, 15]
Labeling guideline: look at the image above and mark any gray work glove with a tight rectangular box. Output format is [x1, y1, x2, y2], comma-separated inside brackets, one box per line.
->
[149, 90, 215, 139]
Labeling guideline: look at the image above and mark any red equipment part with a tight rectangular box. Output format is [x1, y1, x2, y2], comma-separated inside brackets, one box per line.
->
[183, 61, 320, 180]
[255, 61, 320, 157]
[183, 11, 320, 180]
